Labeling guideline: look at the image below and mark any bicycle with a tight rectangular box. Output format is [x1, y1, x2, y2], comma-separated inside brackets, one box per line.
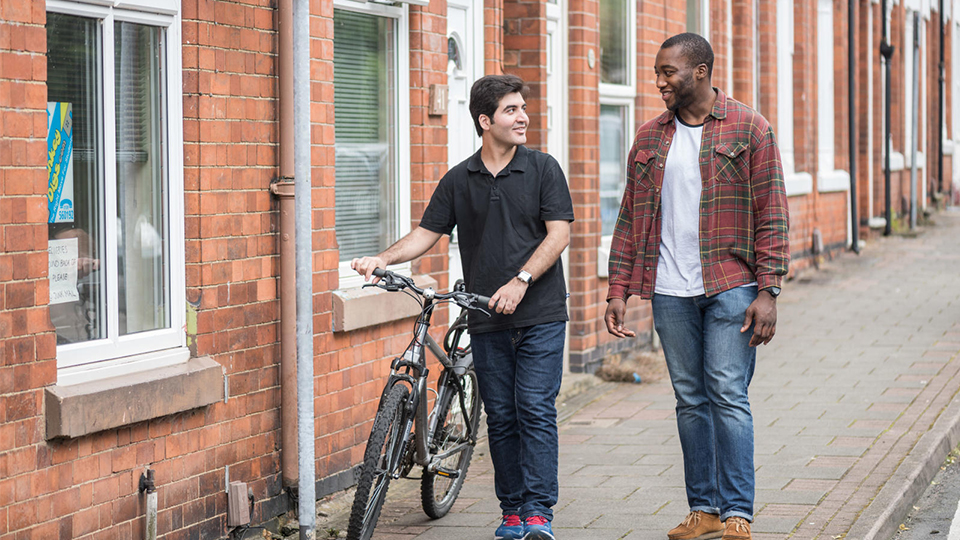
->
[346, 268, 491, 540]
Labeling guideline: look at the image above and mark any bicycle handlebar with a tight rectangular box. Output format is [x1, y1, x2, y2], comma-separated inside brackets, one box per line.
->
[371, 268, 493, 315]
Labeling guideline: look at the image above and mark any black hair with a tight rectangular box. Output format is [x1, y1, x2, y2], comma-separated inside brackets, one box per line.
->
[469, 75, 528, 137]
[661, 32, 715, 78]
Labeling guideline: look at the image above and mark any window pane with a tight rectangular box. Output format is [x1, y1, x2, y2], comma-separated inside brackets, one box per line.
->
[115, 21, 168, 335]
[46, 13, 106, 344]
[600, 0, 628, 85]
[600, 105, 627, 237]
[334, 9, 398, 262]
[687, 0, 703, 34]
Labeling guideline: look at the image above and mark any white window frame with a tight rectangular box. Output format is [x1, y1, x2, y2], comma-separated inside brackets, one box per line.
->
[597, 0, 636, 97]
[597, 97, 635, 277]
[816, 0, 850, 194]
[777, 0, 813, 196]
[686, 0, 711, 38]
[597, 0, 635, 276]
[47, 0, 187, 386]
[333, 0, 411, 290]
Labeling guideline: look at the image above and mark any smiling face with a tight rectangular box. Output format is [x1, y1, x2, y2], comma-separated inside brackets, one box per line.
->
[481, 91, 528, 148]
[654, 45, 701, 113]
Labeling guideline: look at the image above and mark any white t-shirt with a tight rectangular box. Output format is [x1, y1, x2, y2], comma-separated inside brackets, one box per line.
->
[655, 117, 705, 297]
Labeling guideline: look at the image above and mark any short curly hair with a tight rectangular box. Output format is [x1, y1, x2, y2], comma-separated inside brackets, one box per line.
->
[661, 32, 714, 78]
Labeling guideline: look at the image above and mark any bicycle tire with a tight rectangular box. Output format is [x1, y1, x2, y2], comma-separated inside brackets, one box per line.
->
[421, 365, 481, 518]
[347, 384, 410, 540]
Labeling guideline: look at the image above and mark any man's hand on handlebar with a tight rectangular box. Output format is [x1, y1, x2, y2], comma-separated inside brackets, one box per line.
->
[351, 256, 388, 284]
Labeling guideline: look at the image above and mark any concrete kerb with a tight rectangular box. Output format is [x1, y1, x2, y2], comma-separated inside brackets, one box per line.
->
[845, 391, 960, 540]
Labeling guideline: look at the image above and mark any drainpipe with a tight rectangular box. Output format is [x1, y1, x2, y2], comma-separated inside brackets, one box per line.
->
[293, 0, 316, 536]
[849, 0, 860, 253]
[139, 469, 157, 540]
[270, 0, 299, 493]
[880, 0, 895, 235]
[911, 12, 920, 230]
[938, 0, 946, 199]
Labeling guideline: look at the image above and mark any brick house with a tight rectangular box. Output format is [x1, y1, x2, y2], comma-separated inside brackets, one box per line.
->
[0, 0, 955, 538]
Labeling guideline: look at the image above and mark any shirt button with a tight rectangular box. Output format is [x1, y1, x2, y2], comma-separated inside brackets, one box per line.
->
[645, 266, 652, 271]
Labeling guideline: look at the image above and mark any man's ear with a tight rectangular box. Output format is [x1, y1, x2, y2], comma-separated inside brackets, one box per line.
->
[478, 114, 491, 132]
[695, 63, 708, 81]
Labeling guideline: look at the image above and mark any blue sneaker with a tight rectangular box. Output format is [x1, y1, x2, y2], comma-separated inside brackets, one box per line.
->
[523, 516, 555, 540]
[495, 514, 523, 540]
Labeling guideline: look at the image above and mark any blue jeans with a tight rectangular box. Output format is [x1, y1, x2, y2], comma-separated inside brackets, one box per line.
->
[652, 286, 758, 523]
[470, 321, 565, 521]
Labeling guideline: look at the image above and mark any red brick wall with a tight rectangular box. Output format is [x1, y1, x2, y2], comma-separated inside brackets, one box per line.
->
[732, 0, 756, 109]
[503, 0, 547, 151]
[484, 0, 504, 75]
[855, 0, 872, 230]
[758, 0, 777, 121]
[793, 1, 817, 176]
[834, 0, 851, 174]
[566, 0, 601, 370]
[709, 1, 731, 97]
[0, 0, 58, 537]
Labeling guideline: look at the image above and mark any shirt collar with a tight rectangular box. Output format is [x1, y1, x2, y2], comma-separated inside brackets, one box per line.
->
[466, 145, 529, 175]
[657, 87, 728, 125]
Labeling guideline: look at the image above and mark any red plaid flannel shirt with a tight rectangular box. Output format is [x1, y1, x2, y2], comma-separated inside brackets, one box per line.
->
[607, 90, 790, 301]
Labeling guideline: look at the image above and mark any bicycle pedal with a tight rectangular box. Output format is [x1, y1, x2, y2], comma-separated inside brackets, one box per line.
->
[435, 468, 461, 479]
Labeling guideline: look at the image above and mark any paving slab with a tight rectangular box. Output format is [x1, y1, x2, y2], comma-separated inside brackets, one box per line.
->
[318, 212, 960, 540]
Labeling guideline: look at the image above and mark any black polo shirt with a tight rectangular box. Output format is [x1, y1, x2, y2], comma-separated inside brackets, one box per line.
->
[420, 145, 575, 334]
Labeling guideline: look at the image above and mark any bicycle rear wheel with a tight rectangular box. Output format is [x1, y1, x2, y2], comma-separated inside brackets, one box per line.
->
[347, 384, 410, 540]
[421, 365, 481, 518]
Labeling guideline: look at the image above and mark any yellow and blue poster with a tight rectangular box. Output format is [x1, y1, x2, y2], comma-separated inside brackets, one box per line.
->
[47, 102, 74, 223]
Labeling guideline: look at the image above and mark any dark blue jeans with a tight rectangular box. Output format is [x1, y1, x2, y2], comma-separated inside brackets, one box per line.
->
[652, 286, 758, 522]
[470, 321, 565, 521]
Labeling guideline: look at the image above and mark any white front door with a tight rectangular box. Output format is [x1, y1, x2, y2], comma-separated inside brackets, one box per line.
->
[447, 0, 482, 326]
[546, 0, 570, 370]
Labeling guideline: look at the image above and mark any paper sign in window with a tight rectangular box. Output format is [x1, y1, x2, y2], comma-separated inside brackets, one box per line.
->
[47, 102, 75, 224]
[49, 237, 80, 305]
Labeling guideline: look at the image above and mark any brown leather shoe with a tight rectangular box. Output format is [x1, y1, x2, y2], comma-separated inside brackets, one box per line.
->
[667, 511, 724, 540]
[721, 517, 752, 540]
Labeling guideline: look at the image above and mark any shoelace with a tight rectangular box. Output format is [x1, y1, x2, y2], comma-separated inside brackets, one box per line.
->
[502, 515, 522, 527]
[681, 512, 701, 527]
[526, 516, 549, 526]
[727, 517, 748, 532]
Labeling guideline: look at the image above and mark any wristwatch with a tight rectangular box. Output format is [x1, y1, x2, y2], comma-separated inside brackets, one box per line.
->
[516, 270, 533, 285]
[763, 286, 781, 298]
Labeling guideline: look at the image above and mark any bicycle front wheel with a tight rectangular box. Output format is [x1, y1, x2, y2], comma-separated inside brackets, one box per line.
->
[421, 366, 481, 518]
[347, 384, 410, 540]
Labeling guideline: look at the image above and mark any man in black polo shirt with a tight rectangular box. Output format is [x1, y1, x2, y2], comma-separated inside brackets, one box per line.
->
[352, 74, 573, 540]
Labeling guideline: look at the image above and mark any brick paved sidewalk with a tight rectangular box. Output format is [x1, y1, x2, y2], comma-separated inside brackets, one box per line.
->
[333, 211, 960, 540]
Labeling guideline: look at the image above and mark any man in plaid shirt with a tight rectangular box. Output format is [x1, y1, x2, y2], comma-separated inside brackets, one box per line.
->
[604, 33, 789, 540]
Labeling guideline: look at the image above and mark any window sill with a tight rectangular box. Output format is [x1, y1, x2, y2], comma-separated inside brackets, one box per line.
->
[332, 275, 438, 332]
[45, 356, 225, 439]
[785, 172, 814, 197]
[597, 235, 612, 278]
[889, 151, 905, 172]
[818, 169, 850, 193]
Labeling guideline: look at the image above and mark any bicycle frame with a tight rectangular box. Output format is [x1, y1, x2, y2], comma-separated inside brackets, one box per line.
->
[380, 297, 474, 479]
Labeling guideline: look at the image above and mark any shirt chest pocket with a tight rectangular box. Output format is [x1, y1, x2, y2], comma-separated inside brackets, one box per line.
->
[714, 142, 749, 184]
[633, 149, 657, 191]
